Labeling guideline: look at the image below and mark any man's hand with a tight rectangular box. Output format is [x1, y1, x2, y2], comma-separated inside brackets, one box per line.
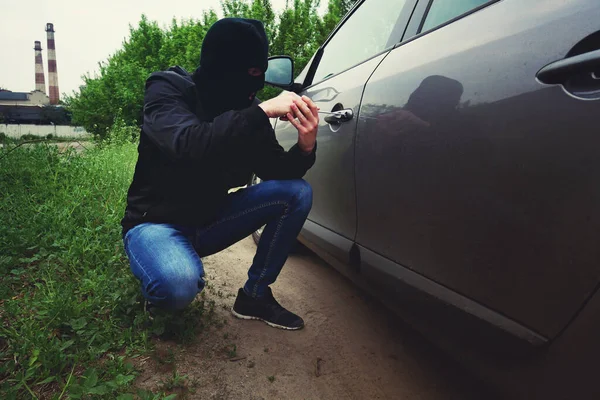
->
[286, 95, 319, 154]
[258, 91, 303, 118]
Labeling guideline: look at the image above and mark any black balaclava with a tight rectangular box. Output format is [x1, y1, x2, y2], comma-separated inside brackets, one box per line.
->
[193, 18, 269, 117]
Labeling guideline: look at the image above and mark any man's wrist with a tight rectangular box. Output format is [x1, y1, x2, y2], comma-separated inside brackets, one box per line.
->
[258, 103, 273, 118]
[298, 143, 315, 155]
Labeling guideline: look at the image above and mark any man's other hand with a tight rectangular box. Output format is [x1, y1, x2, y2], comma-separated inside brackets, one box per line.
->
[258, 91, 302, 118]
[286, 96, 318, 154]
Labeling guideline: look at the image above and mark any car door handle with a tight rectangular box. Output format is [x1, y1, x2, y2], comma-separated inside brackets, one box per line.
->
[537, 49, 600, 85]
[321, 109, 354, 124]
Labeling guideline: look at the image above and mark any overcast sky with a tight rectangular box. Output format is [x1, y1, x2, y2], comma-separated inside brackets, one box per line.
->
[0, 0, 323, 97]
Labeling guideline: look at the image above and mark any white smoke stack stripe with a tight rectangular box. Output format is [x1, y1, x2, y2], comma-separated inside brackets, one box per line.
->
[34, 41, 46, 93]
[45, 23, 59, 105]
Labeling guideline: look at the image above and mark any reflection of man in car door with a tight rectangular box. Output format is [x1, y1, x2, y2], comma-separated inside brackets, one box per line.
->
[370, 75, 468, 174]
[372, 75, 496, 268]
[374, 75, 463, 135]
[120, 18, 319, 330]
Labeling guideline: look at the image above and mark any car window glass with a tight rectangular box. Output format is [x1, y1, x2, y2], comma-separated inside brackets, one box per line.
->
[295, 53, 315, 85]
[421, 0, 490, 32]
[313, 0, 408, 84]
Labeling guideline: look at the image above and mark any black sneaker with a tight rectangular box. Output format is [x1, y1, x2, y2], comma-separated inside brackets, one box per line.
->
[231, 287, 304, 330]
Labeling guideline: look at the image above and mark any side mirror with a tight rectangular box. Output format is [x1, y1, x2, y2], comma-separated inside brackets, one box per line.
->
[265, 56, 294, 88]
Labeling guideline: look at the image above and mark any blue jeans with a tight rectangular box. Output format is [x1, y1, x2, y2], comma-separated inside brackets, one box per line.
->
[123, 179, 312, 311]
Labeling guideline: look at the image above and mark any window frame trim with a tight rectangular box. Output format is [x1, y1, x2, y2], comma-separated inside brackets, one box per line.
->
[301, 0, 419, 90]
[402, 0, 501, 42]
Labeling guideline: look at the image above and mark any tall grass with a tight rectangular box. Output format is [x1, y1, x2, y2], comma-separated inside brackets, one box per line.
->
[0, 139, 151, 399]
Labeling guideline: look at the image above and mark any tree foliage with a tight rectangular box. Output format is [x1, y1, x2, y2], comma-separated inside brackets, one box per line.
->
[64, 0, 356, 138]
[41, 105, 72, 125]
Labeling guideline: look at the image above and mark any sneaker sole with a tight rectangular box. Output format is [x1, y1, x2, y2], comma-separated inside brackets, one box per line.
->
[231, 308, 304, 331]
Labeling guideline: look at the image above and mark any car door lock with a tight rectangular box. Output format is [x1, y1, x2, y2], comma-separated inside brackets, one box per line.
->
[320, 109, 354, 124]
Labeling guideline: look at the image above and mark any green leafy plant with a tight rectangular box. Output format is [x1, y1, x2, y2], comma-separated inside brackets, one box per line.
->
[67, 368, 135, 398]
[160, 369, 188, 392]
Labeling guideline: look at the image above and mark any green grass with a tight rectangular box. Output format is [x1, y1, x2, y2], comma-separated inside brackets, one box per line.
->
[0, 140, 203, 399]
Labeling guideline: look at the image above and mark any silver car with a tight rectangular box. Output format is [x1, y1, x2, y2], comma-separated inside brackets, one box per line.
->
[258, 0, 600, 398]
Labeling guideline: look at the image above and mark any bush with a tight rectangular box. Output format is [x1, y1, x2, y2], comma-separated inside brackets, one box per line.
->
[20, 133, 39, 141]
[0, 132, 6, 143]
[97, 115, 140, 146]
[46, 133, 54, 139]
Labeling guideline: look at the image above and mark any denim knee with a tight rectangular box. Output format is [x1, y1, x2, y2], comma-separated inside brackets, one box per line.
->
[289, 179, 313, 214]
[152, 274, 202, 311]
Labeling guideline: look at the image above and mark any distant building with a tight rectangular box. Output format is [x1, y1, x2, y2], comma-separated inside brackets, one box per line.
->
[0, 90, 50, 107]
[0, 105, 44, 124]
[1, 22, 62, 124]
[0, 90, 51, 124]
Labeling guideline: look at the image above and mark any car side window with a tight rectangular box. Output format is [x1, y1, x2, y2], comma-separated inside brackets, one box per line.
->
[312, 0, 409, 84]
[420, 0, 491, 32]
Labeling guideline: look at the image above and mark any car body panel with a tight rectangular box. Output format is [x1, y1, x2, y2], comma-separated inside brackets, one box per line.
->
[268, 0, 600, 395]
[276, 54, 389, 248]
[354, 0, 600, 338]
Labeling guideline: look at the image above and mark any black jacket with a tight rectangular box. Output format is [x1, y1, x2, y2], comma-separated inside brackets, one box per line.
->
[121, 67, 316, 235]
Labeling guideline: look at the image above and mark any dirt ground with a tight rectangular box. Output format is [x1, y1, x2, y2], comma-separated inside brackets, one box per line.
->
[134, 237, 497, 399]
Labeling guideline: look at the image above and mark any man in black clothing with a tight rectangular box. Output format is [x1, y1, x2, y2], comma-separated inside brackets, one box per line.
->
[121, 18, 318, 330]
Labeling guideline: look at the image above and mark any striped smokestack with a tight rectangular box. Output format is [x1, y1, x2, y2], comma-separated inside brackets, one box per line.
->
[45, 23, 59, 105]
[34, 41, 46, 93]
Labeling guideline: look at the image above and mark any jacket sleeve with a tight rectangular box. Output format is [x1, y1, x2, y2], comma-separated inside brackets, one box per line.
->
[252, 126, 317, 181]
[142, 76, 270, 163]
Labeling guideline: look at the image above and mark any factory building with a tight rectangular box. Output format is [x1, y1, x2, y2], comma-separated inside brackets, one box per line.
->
[0, 23, 61, 124]
[0, 90, 49, 106]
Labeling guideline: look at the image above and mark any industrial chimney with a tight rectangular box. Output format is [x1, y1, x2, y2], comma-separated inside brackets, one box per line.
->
[34, 41, 46, 93]
[45, 23, 59, 105]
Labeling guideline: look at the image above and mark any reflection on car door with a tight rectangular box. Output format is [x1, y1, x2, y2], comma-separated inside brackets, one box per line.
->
[355, 0, 600, 340]
[275, 0, 415, 262]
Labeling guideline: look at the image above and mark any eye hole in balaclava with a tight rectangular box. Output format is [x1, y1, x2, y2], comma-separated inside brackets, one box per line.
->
[193, 18, 269, 116]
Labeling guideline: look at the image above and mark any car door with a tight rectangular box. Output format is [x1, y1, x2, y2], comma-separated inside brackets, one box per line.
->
[274, 0, 416, 262]
[355, 0, 600, 342]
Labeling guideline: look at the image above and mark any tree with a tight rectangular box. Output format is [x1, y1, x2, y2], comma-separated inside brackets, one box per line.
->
[65, 14, 215, 137]
[65, 55, 148, 137]
[272, 0, 322, 69]
[65, 0, 354, 137]
[41, 105, 72, 125]
[221, 0, 251, 18]
[120, 15, 166, 71]
[159, 11, 218, 72]
[319, 0, 357, 42]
